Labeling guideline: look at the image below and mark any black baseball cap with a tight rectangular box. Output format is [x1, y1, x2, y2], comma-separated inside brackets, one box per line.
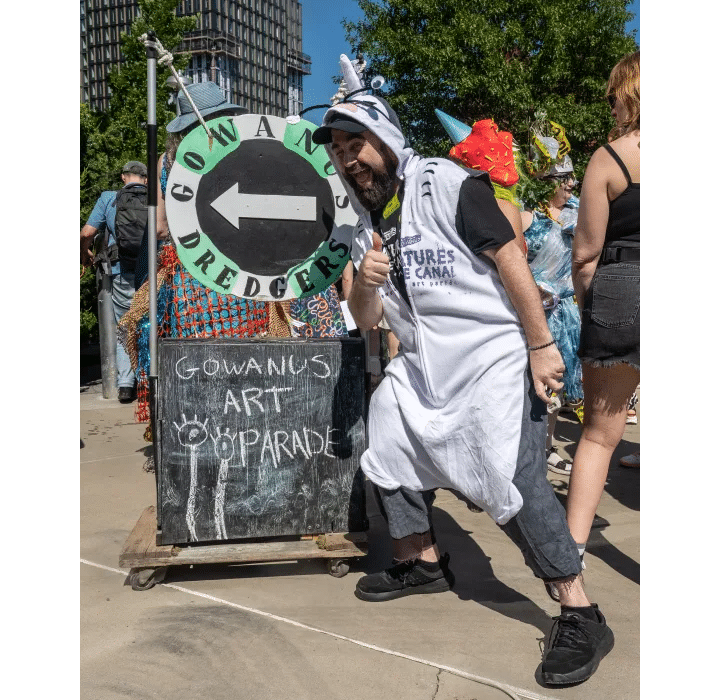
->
[312, 113, 367, 145]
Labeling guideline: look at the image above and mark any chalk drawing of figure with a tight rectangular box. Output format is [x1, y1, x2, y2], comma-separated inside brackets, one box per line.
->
[211, 428, 236, 540]
[173, 414, 209, 542]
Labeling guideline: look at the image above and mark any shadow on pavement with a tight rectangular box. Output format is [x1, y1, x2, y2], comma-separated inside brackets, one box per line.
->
[431, 507, 554, 635]
[152, 504, 555, 639]
[603, 447, 640, 513]
[552, 410, 583, 449]
[158, 558, 333, 584]
[551, 411, 640, 585]
[551, 479, 640, 586]
[81, 344, 102, 389]
[360, 495, 553, 636]
[553, 417, 639, 514]
[585, 534, 640, 585]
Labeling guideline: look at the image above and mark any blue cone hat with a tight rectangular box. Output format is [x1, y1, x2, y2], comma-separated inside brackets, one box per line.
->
[435, 109, 472, 144]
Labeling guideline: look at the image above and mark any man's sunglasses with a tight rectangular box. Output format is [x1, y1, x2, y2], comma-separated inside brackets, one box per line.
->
[607, 93, 617, 109]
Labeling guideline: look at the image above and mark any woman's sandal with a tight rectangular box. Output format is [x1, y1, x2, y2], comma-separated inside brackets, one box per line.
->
[547, 447, 572, 475]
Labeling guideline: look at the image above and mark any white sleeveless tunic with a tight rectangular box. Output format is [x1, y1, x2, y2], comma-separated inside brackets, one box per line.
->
[323, 98, 529, 524]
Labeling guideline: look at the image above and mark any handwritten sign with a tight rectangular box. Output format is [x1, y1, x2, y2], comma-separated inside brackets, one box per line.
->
[156, 337, 367, 545]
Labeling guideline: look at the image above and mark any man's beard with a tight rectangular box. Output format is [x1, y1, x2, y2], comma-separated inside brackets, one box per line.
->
[345, 148, 398, 211]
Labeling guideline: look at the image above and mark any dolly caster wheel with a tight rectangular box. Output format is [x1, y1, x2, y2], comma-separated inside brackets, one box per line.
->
[128, 567, 167, 591]
[327, 558, 350, 578]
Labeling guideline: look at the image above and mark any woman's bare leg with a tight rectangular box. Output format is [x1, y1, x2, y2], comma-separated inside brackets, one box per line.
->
[566, 362, 640, 545]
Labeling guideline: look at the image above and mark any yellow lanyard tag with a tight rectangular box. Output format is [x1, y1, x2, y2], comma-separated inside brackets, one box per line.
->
[382, 192, 400, 220]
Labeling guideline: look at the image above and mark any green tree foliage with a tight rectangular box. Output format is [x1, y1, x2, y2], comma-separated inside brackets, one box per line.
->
[81, 1, 197, 342]
[345, 0, 637, 177]
[80, 267, 99, 344]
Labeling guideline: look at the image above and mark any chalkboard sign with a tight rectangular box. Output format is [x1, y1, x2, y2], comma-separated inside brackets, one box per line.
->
[156, 337, 367, 545]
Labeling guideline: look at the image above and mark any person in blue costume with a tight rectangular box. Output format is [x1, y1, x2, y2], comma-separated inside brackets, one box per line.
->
[520, 151, 582, 476]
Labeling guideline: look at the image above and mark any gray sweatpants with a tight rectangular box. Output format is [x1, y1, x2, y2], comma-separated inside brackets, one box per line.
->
[374, 370, 582, 582]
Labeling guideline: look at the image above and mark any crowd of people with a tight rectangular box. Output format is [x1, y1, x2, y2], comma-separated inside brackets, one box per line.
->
[80, 50, 639, 688]
[313, 48, 639, 686]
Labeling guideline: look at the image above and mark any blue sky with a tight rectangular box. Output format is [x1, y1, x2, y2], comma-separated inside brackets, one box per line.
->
[300, 0, 640, 125]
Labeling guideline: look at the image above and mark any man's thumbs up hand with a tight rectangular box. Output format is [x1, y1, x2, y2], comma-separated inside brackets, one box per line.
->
[358, 232, 390, 289]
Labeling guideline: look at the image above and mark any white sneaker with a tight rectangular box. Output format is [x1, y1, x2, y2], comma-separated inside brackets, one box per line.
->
[547, 448, 572, 475]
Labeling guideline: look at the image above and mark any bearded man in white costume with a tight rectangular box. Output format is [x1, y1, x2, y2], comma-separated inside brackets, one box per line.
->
[311, 62, 614, 686]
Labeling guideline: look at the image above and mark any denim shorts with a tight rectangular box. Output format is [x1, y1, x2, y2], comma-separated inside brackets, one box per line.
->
[578, 262, 639, 369]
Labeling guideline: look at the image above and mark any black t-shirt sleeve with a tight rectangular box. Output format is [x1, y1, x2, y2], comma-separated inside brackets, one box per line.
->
[455, 175, 515, 256]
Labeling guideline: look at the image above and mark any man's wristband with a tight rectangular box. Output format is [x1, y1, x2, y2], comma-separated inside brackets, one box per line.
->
[528, 339, 556, 351]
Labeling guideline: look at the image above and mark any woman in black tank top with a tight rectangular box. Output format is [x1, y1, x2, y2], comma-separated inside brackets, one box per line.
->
[602, 143, 640, 248]
[566, 52, 640, 562]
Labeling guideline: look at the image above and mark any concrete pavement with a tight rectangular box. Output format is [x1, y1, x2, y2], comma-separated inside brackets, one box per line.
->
[80, 372, 639, 700]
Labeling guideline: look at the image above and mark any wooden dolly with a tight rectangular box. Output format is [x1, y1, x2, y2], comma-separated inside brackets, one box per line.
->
[119, 506, 369, 590]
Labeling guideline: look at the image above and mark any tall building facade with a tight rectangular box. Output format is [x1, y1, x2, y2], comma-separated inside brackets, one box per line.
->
[81, 0, 311, 116]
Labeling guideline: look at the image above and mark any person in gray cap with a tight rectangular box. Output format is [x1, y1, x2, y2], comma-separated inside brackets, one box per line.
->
[312, 92, 614, 686]
[81, 160, 148, 402]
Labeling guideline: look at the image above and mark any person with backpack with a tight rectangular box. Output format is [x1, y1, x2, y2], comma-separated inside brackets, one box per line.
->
[80, 161, 148, 402]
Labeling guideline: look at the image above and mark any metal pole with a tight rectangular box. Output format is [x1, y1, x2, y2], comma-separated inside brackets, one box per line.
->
[147, 31, 158, 378]
[98, 268, 118, 399]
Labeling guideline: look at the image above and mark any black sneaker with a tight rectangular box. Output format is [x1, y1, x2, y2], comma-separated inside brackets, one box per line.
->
[541, 604, 614, 685]
[355, 553, 455, 602]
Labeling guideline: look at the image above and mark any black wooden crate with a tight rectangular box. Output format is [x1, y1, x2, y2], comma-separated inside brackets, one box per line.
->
[155, 337, 367, 545]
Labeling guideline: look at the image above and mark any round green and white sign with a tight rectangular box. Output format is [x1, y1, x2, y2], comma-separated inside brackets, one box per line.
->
[165, 114, 355, 300]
